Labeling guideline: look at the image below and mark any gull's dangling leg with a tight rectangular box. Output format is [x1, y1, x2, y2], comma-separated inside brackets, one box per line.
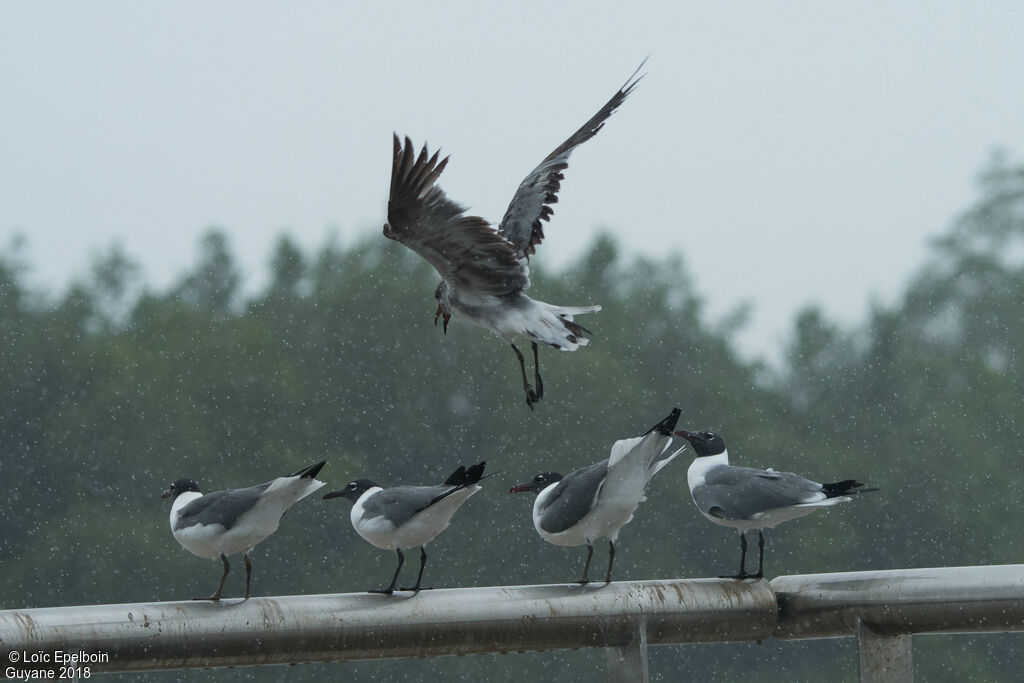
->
[511, 343, 540, 410]
[531, 341, 544, 400]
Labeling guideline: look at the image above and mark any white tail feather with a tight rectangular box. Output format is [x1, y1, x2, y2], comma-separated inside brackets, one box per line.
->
[526, 303, 601, 350]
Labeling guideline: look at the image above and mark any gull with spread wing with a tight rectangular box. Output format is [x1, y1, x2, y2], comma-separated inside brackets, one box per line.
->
[383, 62, 644, 409]
[510, 408, 683, 584]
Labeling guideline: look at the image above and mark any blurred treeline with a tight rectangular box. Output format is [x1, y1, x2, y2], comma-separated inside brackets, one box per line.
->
[1, 154, 1022, 681]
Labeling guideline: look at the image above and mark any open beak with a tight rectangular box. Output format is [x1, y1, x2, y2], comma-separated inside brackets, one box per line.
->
[434, 303, 451, 334]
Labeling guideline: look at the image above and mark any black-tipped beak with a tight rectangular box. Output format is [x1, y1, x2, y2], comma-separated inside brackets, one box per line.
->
[648, 407, 682, 436]
[322, 490, 346, 500]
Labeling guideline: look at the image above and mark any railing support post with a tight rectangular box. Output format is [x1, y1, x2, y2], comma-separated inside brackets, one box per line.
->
[604, 623, 648, 683]
[857, 620, 912, 683]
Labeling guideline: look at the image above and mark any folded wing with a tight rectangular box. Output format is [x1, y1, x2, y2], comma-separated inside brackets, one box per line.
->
[175, 484, 270, 531]
[537, 461, 608, 534]
[695, 467, 825, 520]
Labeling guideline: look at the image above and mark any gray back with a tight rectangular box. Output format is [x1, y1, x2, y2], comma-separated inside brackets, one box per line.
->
[175, 483, 271, 531]
[694, 466, 822, 520]
[537, 460, 608, 534]
[361, 485, 456, 528]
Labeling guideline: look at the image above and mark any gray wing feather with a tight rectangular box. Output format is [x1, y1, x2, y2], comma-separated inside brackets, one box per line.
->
[538, 460, 608, 534]
[175, 483, 271, 531]
[694, 467, 824, 520]
[361, 484, 456, 529]
[496, 63, 643, 260]
[384, 135, 529, 295]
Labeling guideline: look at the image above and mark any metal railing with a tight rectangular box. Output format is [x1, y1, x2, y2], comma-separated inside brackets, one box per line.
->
[1, 565, 1021, 682]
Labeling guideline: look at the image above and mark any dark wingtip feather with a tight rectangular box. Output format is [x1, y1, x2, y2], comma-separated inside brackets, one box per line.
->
[648, 407, 682, 436]
[822, 480, 879, 498]
[443, 461, 487, 486]
[388, 135, 453, 228]
[443, 466, 467, 486]
[620, 56, 649, 97]
[292, 460, 327, 479]
[465, 461, 486, 485]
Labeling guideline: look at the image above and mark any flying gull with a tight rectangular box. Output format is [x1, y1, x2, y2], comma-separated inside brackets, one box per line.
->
[383, 61, 644, 409]
[510, 408, 683, 584]
[324, 462, 486, 594]
[163, 460, 327, 600]
[676, 429, 877, 579]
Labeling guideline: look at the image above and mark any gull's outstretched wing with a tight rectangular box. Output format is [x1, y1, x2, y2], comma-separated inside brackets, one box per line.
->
[496, 60, 645, 260]
[384, 135, 528, 296]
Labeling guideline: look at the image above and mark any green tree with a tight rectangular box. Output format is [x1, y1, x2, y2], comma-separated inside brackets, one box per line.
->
[2, 151, 1023, 681]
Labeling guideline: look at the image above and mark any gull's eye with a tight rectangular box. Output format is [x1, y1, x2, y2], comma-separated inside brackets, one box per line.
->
[704, 432, 716, 440]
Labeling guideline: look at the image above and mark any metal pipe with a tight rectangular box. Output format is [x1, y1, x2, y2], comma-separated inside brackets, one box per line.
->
[5, 566, 1022, 675]
[772, 564, 1024, 639]
[0, 579, 777, 673]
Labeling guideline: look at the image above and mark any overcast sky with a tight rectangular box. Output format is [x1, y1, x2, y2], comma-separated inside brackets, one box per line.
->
[2, 2, 1022, 361]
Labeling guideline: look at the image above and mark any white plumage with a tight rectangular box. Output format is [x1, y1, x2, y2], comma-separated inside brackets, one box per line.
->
[324, 462, 486, 594]
[511, 408, 682, 583]
[163, 460, 326, 600]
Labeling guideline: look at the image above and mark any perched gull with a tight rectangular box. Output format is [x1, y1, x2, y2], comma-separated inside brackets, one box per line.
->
[383, 61, 645, 410]
[324, 462, 486, 594]
[510, 408, 683, 584]
[163, 460, 327, 601]
[676, 429, 878, 579]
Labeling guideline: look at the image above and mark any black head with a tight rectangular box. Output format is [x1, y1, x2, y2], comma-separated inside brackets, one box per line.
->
[509, 472, 563, 494]
[323, 479, 378, 503]
[674, 430, 727, 457]
[162, 478, 200, 501]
